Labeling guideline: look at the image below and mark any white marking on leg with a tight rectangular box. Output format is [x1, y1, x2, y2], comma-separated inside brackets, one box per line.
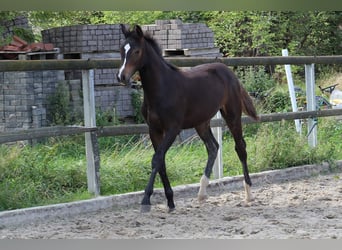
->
[198, 175, 210, 201]
[118, 43, 131, 80]
[243, 180, 254, 202]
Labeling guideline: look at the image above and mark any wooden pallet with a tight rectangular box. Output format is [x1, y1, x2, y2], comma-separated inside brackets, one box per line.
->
[163, 47, 222, 57]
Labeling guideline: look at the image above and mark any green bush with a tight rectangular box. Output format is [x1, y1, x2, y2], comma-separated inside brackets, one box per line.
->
[239, 66, 276, 100]
[263, 88, 291, 113]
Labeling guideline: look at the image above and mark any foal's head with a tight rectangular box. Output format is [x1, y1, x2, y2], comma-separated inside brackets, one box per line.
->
[117, 24, 179, 84]
[117, 24, 151, 83]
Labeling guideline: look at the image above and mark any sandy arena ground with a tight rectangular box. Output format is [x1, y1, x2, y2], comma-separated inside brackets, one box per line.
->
[0, 171, 341, 239]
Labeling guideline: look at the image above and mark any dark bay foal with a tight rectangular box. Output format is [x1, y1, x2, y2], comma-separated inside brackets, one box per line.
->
[117, 24, 259, 212]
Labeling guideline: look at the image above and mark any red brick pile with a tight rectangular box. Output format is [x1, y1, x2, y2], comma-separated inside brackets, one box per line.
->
[0, 35, 54, 54]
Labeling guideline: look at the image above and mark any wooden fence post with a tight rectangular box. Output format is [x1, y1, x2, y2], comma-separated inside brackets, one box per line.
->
[82, 69, 100, 196]
[305, 64, 317, 147]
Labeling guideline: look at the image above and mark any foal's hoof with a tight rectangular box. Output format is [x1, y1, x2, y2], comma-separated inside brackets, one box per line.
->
[140, 204, 152, 213]
[198, 194, 209, 202]
[168, 207, 176, 213]
[245, 195, 255, 203]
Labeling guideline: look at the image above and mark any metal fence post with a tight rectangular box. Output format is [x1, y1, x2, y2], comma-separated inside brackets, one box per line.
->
[305, 64, 317, 147]
[82, 69, 100, 196]
[282, 49, 302, 134]
[212, 112, 223, 179]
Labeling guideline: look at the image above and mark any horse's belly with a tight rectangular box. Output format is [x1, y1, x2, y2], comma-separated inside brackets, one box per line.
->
[182, 109, 218, 129]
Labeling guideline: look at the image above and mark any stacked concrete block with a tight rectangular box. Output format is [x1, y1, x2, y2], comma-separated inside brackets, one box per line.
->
[142, 19, 221, 57]
[1, 71, 34, 131]
[0, 73, 4, 132]
[42, 24, 134, 119]
[95, 86, 133, 118]
[80, 52, 120, 86]
[42, 24, 123, 87]
[0, 70, 64, 132]
[42, 24, 124, 54]
[66, 79, 83, 121]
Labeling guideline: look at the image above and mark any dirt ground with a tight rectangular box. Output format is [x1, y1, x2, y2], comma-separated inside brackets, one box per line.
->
[0, 172, 341, 239]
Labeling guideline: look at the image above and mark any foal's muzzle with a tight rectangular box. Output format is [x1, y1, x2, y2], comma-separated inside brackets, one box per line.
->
[117, 67, 134, 84]
[116, 72, 126, 83]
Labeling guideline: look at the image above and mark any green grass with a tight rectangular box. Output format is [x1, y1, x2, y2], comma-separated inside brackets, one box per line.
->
[0, 118, 341, 211]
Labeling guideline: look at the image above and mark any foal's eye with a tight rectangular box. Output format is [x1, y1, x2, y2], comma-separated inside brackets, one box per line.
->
[134, 50, 140, 55]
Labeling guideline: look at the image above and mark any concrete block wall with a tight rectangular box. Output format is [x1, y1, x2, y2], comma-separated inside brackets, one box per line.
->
[42, 24, 133, 118]
[95, 86, 133, 117]
[142, 19, 217, 51]
[41, 24, 124, 54]
[42, 25, 123, 88]
[0, 70, 64, 132]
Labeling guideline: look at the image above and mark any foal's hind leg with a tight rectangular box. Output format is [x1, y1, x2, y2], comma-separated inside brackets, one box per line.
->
[195, 122, 219, 201]
[223, 116, 254, 202]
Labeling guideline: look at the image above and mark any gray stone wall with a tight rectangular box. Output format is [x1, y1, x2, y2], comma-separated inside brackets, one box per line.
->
[42, 24, 136, 118]
[41, 24, 124, 54]
[42, 25, 123, 88]
[0, 70, 64, 132]
[95, 86, 133, 118]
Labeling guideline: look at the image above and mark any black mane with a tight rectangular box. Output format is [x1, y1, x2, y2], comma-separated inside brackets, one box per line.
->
[143, 32, 180, 71]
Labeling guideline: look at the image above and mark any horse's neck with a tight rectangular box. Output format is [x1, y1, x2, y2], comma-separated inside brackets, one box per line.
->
[139, 50, 175, 101]
[139, 68, 164, 105]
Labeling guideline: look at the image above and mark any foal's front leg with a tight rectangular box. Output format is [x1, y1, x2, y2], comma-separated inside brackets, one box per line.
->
[141, 128, 179, 212]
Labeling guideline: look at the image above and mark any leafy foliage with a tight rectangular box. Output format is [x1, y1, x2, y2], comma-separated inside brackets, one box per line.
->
[131, 89, 145, 124]
[0, 11, 31, 46]
[263, 89, 291, 113]
[47, 82, 72, 125]
[206, 11, 341, 57]
[239, 66, 276, 98]
[3, 11, 339, 57]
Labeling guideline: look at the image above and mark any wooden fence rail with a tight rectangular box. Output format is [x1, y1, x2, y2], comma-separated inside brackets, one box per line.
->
[1, 109, 342, 144]
[0, 56, 342, 72]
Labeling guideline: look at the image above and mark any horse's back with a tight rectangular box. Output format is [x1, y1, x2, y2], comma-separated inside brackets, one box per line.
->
[179, 63, 242, 128]
[184, 62, 239, 86]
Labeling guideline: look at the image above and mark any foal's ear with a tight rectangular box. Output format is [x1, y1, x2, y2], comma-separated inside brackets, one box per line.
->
[134, 25, 144, 38]
[120, 24, 129, 37]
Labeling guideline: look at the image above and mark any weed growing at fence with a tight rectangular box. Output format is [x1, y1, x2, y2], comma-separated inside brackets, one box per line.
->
[131, 90, 145, 124]
[47, 82, 73, 125]
[0, 118, 341, 211]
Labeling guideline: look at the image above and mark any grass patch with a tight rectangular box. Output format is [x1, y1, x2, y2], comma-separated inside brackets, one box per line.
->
[0, 118, 341, 211]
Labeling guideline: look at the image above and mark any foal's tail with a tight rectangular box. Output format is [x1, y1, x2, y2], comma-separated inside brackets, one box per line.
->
[240, 86, 259, 121]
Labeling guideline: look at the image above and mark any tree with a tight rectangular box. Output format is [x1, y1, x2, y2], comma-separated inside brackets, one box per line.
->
[206, 11, 341, 57]
[2, 11, 340, 57]
[0, 11, 34, 46]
